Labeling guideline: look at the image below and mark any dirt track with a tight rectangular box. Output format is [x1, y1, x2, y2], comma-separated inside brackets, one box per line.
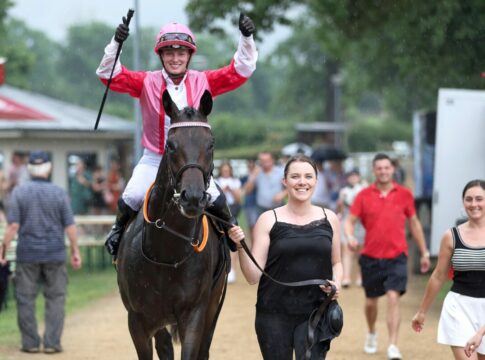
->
[0, 268, 447, 360]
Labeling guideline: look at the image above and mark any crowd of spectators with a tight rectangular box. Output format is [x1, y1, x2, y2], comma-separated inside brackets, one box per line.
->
[0, 152, 125, 218]
[68, 157, 125, 215]
[0, 152, 30, 222]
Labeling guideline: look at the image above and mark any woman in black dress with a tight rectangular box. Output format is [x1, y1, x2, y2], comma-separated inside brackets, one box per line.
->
[229, 154, 343, 359]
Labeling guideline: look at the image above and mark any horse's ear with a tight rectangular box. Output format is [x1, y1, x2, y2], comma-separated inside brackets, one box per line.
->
[162, 90, 179, 119]
[199, 90, 213, 117]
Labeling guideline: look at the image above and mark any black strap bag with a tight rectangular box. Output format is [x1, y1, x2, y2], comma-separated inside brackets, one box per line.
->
[294, 286, 344, 360]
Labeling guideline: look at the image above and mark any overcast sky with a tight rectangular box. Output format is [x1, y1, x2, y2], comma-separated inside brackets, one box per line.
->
[8, 0, 290, 57]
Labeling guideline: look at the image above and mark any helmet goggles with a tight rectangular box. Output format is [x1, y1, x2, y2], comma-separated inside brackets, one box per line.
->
[158, 32, 195, 46]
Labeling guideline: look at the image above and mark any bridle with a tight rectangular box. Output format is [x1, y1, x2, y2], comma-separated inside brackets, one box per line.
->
[166, 121, 214, 195]
[170, 163, 212, 196]
[142, 121, 214, 268]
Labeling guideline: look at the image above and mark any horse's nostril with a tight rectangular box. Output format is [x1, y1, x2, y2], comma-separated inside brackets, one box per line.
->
[204, 192, 212, 203]
[199, 192, 209, 207]
[180, 190, 188, 202]
[179, 189, 206, 209]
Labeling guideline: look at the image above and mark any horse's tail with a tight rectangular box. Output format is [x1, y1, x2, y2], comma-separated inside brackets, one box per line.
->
[169, 324, 180, 343]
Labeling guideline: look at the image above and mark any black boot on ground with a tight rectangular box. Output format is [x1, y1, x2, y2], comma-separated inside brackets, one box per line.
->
[105, 198, 137, 260]
[206, 193, 239, 252]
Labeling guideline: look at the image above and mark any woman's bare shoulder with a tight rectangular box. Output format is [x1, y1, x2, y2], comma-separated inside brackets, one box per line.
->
[319, 207, 337, 220]
[256, 209, 277, 228]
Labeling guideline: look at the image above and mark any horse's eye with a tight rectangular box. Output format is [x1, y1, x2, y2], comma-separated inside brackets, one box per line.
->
[166, 141, 177, 154]
[207, 140, 215, 152]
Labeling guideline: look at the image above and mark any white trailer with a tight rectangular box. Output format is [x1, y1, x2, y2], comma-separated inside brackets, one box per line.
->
[430, 88, 485, 255]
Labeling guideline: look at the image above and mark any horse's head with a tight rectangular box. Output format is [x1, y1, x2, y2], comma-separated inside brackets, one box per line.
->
[162, 89, 214, 218]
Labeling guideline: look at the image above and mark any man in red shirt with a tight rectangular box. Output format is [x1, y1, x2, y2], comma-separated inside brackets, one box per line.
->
[345, 153, 431, 360]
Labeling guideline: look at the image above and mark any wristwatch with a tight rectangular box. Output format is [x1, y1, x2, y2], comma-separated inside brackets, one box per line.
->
[421, 251, 430, 258]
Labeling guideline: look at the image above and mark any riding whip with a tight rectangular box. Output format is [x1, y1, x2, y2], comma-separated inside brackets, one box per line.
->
[94, 8, 134, 130]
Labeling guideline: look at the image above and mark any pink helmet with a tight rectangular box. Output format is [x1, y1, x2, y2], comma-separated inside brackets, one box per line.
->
[154, 23, 197, 54]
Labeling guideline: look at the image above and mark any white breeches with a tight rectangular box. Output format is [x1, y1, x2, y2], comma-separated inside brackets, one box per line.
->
[122, 149, 220, 211]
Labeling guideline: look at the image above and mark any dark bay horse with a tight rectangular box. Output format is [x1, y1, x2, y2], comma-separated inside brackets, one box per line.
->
[116, 90, 229, 360]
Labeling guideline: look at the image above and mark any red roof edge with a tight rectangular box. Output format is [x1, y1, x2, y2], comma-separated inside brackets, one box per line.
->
[0, 94, 55, 121]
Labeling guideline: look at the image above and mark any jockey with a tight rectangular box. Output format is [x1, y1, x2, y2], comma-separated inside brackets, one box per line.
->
[96, 14, 258, 260]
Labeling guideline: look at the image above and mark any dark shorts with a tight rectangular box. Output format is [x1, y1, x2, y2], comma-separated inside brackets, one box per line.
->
[243, 206, 259, 227]
[358, 253, 408, 298]
[256, 206, 272, 218]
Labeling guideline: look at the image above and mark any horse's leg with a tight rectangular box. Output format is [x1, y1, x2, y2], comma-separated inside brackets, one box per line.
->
[198, 268, 227, 360]
[128, 310, 153, 360]
[177, 306, 210, 360]
[154, 328, 174, 360]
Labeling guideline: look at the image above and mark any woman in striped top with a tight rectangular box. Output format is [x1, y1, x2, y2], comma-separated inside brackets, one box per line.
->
[411, 179, 485, 360]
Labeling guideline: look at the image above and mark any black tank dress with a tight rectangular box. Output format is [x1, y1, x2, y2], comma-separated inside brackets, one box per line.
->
[256, 209, 334, 315]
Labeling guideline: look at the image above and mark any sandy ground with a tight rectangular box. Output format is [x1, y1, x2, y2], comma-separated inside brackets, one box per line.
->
[0, 267, 447, 360]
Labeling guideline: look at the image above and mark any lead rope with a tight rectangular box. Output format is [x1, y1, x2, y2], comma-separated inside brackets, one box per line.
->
[202, 210, 332, 288]
[202, 210, 337, 359]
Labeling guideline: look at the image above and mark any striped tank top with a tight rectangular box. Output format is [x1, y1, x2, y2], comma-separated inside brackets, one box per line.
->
[450, 227, 485, 298]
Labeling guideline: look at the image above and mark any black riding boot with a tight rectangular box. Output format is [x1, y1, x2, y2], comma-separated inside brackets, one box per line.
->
[105, 198, 137, 259]
[206, 193, 239, 252]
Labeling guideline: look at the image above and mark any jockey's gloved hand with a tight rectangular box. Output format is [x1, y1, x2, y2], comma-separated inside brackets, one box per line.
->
[239, 13, 256, 37]
[115, 16, 130, 43]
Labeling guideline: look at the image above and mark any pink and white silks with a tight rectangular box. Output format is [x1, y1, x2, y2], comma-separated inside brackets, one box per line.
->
[96, 34, 258, 211]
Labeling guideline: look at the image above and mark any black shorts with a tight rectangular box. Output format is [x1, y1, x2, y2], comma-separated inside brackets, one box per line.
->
[358, 253, 408, 298]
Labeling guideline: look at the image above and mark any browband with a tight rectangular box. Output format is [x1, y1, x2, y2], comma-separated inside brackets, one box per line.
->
[169, 122, 211, 130]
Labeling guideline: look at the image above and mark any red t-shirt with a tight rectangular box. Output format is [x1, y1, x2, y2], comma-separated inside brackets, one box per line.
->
[350, 182, 416, 259]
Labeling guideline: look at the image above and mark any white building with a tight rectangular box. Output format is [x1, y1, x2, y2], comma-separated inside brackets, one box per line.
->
[0, 85, 134, 191]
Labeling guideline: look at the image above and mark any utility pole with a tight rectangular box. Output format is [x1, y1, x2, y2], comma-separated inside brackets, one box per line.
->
[132, 0, 142, 166]
[331, 72, 344, 148]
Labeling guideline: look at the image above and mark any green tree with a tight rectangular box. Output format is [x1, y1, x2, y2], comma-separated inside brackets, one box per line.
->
[186, 0, 485, 121]
[192, 33, 273, 115]
[268, 19, 330, 121]
[347, 115, 412, 152]
[56, 23, 117, 108]
[1, 18, 63, 95]
[0, 0, 12, 32]
[0, 18, 37, 88]
[57, 23, 161, 118]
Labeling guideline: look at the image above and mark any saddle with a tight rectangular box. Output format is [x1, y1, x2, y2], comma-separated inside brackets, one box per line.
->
[205, 216, 233, 273]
